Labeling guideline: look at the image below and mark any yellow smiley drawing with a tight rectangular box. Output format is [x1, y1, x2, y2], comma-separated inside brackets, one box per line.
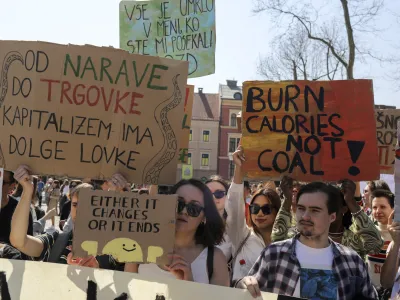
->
[102, 238, 144, 262]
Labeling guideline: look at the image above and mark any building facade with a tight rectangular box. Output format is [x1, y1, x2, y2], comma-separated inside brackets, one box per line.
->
[177, 89, 220, 181]
[217, 80, 243, 180]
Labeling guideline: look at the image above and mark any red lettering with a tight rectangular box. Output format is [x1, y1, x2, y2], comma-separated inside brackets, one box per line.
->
[101, 87, 114, 112]
[61, 81, 73, 104]
[40, 79, 60, 102]
[129, 92, 143, 115]
[87, 85, 100, 107]
[73, 84, 86, 105]
[114, 91, 129, 114]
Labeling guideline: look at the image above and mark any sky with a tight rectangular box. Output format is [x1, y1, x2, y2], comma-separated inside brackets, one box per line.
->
[0, 0, 398, 107]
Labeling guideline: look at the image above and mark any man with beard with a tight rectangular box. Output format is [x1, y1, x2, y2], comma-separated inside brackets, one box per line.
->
[235, 182, 377, 300]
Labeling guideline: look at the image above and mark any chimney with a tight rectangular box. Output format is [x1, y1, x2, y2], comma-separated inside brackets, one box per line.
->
[198, 88, 203, 94]
[226, 80, 238, 87]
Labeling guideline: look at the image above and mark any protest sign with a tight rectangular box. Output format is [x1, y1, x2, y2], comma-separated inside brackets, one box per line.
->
[72, 189, 177, 263]
[178, 85, 194, 164]
[119, 0, 216, 78]
[394, 121, 400, 221]
[375, 109, 400, 174]
[0, 259, 294, 300]
[242, 80, 379, 182]
[0, 41, 188, 184]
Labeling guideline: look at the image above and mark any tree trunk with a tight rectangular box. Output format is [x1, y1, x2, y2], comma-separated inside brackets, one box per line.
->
[340, 0, 355, 79]
[292, 60, 298, 80]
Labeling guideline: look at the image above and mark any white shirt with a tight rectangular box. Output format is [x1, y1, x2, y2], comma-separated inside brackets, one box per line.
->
[293, 240, 337, 299]
[138, 247, 209, 284]
[225, 183, 265, 281]
[217, 233, 232, 259]
[367, 223, 392, 287]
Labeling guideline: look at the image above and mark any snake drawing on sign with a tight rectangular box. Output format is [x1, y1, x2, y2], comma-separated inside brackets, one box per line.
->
[143, 75, 182, 184]
[0, 51, 24, 168]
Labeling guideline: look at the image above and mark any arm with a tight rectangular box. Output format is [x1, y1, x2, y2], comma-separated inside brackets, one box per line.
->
[124, 263, 139, 273]
[10, 165, 45, 258]
[225, 147, 250, 248]
[348, 210, 383, 255]
[210, 248, 229, 286]
[381, 218, 400, 288]
[271, 205, 294, 242]
[381, 241, 400, 288]
[341, 179, 383, 254]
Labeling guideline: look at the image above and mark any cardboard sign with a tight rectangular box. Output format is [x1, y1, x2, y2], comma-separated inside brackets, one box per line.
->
[0, 41, 188, 184]
[0, 259, 291, 300]
[375, 109, 400, 174]
[178, 85, 194, 164]
[73, 190, 177, 263]
[395, 121, 400, 221]
[242, 80, 379, 181]
[119, 0, 216, 78]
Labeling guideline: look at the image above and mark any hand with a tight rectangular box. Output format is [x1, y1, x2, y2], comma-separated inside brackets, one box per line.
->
[232, 146, 245, 167]
[14, 165, 33, 190]
[338, 179, 358, 212]
[387, 211, 400, 243]
[107, 173, 129, 192]
[166, 254, 193, 281]
[280, 176, 293, 201]
[236, 276, 261, 298]
[67, 253, 99, 268]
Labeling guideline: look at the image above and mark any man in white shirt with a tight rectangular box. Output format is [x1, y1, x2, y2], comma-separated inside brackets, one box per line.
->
[236, 181, 377, 300]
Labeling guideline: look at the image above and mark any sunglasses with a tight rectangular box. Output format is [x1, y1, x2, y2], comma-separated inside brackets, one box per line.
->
[177, 199, 204, 217]
[212, 190, 226, 199]
[249, 204, 272, 215]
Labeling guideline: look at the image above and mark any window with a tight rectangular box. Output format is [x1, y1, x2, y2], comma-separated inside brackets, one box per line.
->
[230, 113, 237, 127]
[201, 154, 209, 166]
[203, 130, 210, 142]
[229, 137, 241, 153]
[229, 160, 235, 178]
[187, 153, 192, 165]
[189, 129, 192, 141]
[233, 92, 242, 100]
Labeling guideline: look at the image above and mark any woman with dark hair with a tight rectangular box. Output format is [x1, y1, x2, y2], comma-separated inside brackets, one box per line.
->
[125, 179, 229, 286]
[363, 180, 391, 216]
[226, 146, 280, 283]
[205, 175, 232, 259]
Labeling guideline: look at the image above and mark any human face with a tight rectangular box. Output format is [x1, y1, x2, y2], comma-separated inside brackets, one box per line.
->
[372, 197, 393, 225]
[71, 195, 79, 223]
[206, 181, 226, 214]
[250, 195, 277, 230]
[296, 192, 336, 239]
[175, 184, 205, 234]
[363, 185, 372, 207]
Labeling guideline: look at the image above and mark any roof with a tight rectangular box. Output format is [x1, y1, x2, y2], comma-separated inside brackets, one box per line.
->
[219, 83, 243, 100]
[191, 92, 220, 121]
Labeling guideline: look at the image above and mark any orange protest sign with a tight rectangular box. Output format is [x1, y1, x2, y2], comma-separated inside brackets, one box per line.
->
[242, 80, 379, 182]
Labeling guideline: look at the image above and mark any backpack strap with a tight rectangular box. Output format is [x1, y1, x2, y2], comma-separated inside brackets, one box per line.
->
[48, 231, 71, 263]
[207, 246, 214, 282]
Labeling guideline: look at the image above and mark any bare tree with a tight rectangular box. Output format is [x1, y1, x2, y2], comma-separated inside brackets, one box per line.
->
[258, 26, 343, 80]
[254, 0, 385, 80]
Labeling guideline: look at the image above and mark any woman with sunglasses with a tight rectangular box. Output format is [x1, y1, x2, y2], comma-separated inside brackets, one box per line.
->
[125, 179, 229, 286]
[205, 176, 232, 259]
[227, 146, 281, 284]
